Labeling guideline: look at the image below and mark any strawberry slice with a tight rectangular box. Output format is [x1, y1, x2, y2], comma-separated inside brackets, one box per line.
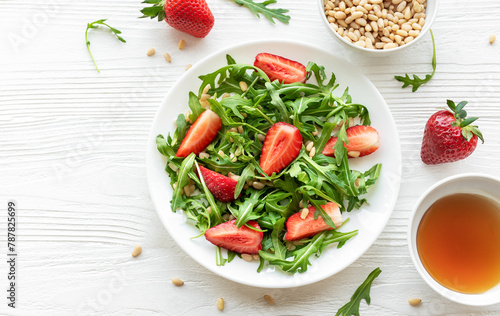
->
[176, 109, 222, 158]
[259, 122, 303, 176]
[197, 166, 239, 202]
[254, 53, 307, 84]
[285, 202, 343, 241]
[205, 220, 263, 254]
[322, 125, 380, 158]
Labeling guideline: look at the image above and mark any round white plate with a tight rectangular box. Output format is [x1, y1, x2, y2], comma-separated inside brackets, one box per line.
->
[147, 39, 402, 288]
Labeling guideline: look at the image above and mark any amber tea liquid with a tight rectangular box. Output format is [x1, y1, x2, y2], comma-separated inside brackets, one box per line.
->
[417, 193, 500, 294]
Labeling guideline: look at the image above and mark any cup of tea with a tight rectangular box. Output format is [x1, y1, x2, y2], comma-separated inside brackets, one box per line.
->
[408, 173, 500, 306]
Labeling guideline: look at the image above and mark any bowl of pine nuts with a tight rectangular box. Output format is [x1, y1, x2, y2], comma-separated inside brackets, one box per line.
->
[319, 0, 438, 53]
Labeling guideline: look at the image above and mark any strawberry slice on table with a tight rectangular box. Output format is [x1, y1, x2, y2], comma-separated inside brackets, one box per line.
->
[205, 220, 263, 254]
[197, 166, 239, 202]
[140, 0, 215, 38]
[421, 100, 483, 165]
[322, 125, 380, 158]
[176, 109, 222, 158]
[285, 202, 343, 241]
[254, 53, 307, 84]
[259, 122, 303, 176]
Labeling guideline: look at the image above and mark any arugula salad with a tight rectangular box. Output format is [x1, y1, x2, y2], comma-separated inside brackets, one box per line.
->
[156, 53, 382, 274]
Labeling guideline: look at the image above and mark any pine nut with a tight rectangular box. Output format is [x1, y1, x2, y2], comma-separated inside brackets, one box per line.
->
[239, 81, 248, 92]
[217, 298, 225, 311]
[218, 150, 225, 157]
[172, 278, 184, 286]
[299, 200, 304, 208]
[370, 0, 382, 3]
[258, 134, 266, 142]
[200, 93, 211, 101]
[264, 295, 275, 305]
[351, 11, 363, 19]
[404, 36, 414, 43]
[490, 34, 497, 44]
[241, 254, 253, 262]
[184, 186, 191, 197]
[403, 6, 412, 19]
[355, 40, 366, 47]
[334, 11, 347, 19]
[309, 147, 316, 158]
[132, 245, 142, 257]
[222, 93, 231, 99]
[401, 23, 412, 31]
[207, 206, 212, 214]
[306, 141, 314, 152]
[178, 39, 186, 50]
[408, 298, 422, 306]
[396, 29, 408, 37]
[163, 52, 171, 62]
[186, 64, 192, 71]
[383, 43, 398, 49]
[392, 0, 403, 4]
[237, 126, 244, 134]
[228, 214, 235, 221]
[203, 85, 210, 94]
[355, 18, 367, 26]
[412, 22, 422, 30]
[409, 30, 420, 37]
[252, 181, 266, 190]
[300, 207, 310, 219]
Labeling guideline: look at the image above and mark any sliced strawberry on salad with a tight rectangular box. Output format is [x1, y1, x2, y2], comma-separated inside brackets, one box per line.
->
[176, 109, 222, 158]
[259, 122, 303, 176]
[322, 125, 380, 158]
[254, 53, 307, 84]
[205, 220, 263, 254]
[285, 202, 343, 241]
[197, 166, 239, 202]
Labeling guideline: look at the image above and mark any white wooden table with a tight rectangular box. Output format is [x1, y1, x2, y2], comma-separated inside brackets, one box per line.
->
[1, 0, 500, 315]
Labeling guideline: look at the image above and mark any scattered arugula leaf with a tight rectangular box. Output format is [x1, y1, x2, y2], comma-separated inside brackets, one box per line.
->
[395, 29, 436, 92]
[335, 267, 382, 316]
[232, 0, 290, 24]
[85, 19, 126, 73]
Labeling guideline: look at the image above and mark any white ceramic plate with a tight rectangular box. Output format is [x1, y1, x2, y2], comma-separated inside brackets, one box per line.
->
[147, 39, 402, 288]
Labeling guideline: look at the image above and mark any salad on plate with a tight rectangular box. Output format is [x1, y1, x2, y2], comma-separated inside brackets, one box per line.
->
[156, 52, 382, 274]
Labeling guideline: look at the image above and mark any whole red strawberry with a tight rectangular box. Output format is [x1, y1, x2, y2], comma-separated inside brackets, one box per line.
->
[421, 100, 484, 165]
[140, 0, 214, 38]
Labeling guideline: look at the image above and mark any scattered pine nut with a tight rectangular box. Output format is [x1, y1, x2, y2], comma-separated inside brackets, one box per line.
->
[207, 206, 212, 214]
[228, 214, 236, 221]
[172, 278, 184, 286]
[147, 48, 155, 56]
[203, 85, 210, 94]
[239, 81, 248, 92]
[237, 126, 244, 134]
[222, 93, 231, 99]
[164, 52, 171, 63]
[218, 150, 225, 157]
[178, 39, 186, 50]
[184, 186, 191, 197]
[252, 181, 266, 190]
[217, 298, 225, 311]
[306, 141, 314, 152]
[200, 93, 211, 101]
[348, 151, 361, 158]
[309, 147, 316, 158]
[299, 200, 303, 208]
[199, 152, 210, 159]
[258, 134, 266, 142]
[300, 207, 309, 219]
[222, 213, 230, 221]
[312, 127, 319, 136]
[408, 298, 422, 306]
[252, 254, 260, 260]
[241, 254, 253, 262]
[490, 34, 496, 44]
[173, 182, 178, 190]
[132, 245, 142, 257]
[264, 294, 275, 305]
[186, 64, 192, 71]
[355, 178, 361, 187]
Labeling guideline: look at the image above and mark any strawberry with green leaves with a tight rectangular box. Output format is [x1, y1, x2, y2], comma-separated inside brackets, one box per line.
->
[421, 100, 484, 165]
[140, 0, 215, 38]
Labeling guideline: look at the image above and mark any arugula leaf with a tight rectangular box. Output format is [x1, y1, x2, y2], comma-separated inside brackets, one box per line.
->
[156, 134, 175, 157]
[335, 267, 382, 316]
[188, 92, 205, 121]
[85, 19, 126, 73]
[171, 153, 196, 212]
[395, 29, 436, 92]
[232, 0, 290, 24]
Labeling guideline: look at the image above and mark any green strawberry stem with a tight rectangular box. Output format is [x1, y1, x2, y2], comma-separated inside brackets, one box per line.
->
[446, 100, 484, 143]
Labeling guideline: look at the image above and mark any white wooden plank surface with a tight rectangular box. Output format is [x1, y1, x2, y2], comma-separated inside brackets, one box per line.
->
[1, 0, 500, 314]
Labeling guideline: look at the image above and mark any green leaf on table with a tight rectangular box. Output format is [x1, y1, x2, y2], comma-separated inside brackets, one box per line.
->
[232, 0, 290, 24]
[335, 267, 382, 316]
[394, 29, 436, 92]
[85, 19, 126, 72]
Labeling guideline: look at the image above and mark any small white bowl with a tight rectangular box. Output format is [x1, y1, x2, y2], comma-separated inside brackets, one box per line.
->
[318, 0, 439, 55]
[408, 174, 500, 306]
